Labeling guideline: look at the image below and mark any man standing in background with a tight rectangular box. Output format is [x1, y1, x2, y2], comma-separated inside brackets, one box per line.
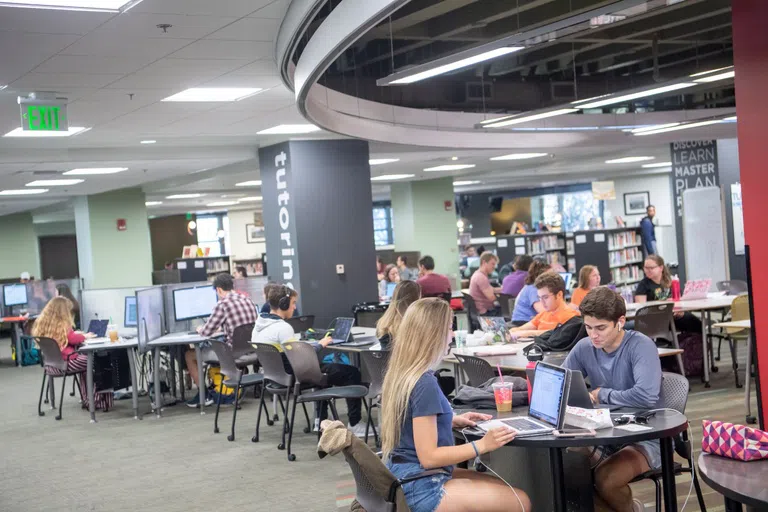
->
[640, 205, 657, 257]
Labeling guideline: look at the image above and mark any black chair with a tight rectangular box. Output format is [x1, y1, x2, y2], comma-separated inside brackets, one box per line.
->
[498, 293, 516, 321]
[633, 304, 686, 378]
[36, 336, 84, 421]
[453, 353, 496, 387]
[629, 372, 707, 512]
[208, 339, 266, 442]
[286, 315, 316, 334]
[230, 323, 258, 367]
[461, 292, 482, 333]
[360, 350, 390, 446]
[283, 341, 369, 461]
[716, 280, 748, 296]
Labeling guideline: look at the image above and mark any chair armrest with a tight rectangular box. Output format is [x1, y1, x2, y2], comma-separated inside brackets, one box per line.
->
[387, 469, 451, 503]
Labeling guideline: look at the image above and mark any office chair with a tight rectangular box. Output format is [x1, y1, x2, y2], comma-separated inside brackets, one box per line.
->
[360, 350, 390, 446]
[633, 304, 686, 378]
[453, 354, 496, 387]
[461, 292, 482, 334]
[498, 293, 516, 321]
[710, 295, 750, 387]
[230, 323, 259, 368]
[713, 281, 748, 364]
[629, 372, 707, 512]
[36, 336, 84, 421]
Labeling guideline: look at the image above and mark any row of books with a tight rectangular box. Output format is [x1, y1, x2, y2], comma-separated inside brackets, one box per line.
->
[608, 230, 640, 251]
[609, 247, 642, 268]
[529, 235, 566, 254]
[611, 265, 643, 286]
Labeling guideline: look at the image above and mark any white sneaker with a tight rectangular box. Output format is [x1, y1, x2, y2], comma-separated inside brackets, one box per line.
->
[348, 422, 368, 438]
[632, 499, 645, 512]
[313, 417, 320, 433]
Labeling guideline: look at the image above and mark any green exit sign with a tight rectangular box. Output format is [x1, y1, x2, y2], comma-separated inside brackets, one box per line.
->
[19, 98, 68, 132]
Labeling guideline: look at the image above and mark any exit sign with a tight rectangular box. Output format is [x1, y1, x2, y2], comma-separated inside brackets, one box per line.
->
[18, 97, 68, 132]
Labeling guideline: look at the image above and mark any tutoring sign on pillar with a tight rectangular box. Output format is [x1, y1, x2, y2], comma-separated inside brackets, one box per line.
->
[670, 140, 720, 282]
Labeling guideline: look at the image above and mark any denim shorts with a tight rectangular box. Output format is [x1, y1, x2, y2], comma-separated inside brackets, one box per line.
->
[599, 440, 661, 469]
[386, 461, 452, 512]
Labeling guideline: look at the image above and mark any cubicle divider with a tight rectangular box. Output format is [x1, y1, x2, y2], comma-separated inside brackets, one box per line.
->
[136, 286, 165, 354]
[0, 278, 83, 317]
[234, 276, 268, 309]
[81, 286, 142, 330]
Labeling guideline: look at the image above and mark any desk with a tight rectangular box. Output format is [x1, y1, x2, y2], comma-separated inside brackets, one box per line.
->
[147, 332, 208, 417]
[1, 316, 28, 367]
[79, 338, 140, 423]
[712, 319, 756, 424]
[698, 453, 768, 510]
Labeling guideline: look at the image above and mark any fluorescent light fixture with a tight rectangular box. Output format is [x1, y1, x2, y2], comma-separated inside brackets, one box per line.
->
[630, 123, 681, 134]
[694, 70, 735, 83]
[571, 94, 612, 105]
[490, 153, 548, 161]
[257, 124, 320, 135]
[453, 180, 481, 186]
[25, 179, 83, 186]
[633, 119, 723, 136]
[4, 126, 89, 137]
[690, 66, 733, 77]
[145, 201, 163, 206]
[723, 116, 737, 121]
[0, 0, 143, 12]
[423, 164, 476, 172]
[162, 88, 263, 102]
[574, 83, 696, 109]
[0, 189, 48, 195]
[387, 47, 524, 85]
[166, 193, 204, 199]
[371, 174, 414, 181]
[235, 180, 262, 187]
[207, 201, 238, 207]
[64, 167, 127, 176]
[238, 196, 263, 202]
[369, 158, 400, 166]
[642, 162, 672, 168]
[140, 140, 156, 144]
[482, 109, 578, 128]
[605, 156, 655, 164]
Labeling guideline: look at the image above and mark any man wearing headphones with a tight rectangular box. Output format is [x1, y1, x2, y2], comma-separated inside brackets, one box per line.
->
[251, 285, 366, 437]
[562, 287, 663, 512]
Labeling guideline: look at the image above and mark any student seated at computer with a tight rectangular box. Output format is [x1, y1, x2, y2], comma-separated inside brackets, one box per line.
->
[251, 285, 367, 437]
[563, 287, 663, 512]
[416, 256, 451, 298]
[468, 252, 502, 316]
[509, 271, 578, 338]
[635, 255, 702, 333]
[569, 265, 601, 310]
[185, 273, 259, 408]
[509, 260, 551, 326]
[379, 264, 401, 299]
[381, 298, 531, 512]
[501, 254, 533, 297]
[376, 281, 421, 351]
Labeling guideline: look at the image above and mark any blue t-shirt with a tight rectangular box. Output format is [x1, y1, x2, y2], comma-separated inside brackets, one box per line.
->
[511, 284, 539, 322]
[389, 371, 454, 471]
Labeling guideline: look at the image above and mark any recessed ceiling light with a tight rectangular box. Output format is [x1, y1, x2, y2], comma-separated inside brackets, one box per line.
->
[369, 158, 400, 165]
[490, 153, 549, 161]
[482, 109, 578, 128]
[573, 83, 696, 109]
[423, 164, 476, 172]
[371, 174, 415, 181]
[257, 124, 321, 135]
[162, 88, 263, 102]
[25, 179, 83, 186]
[0, 189, 48, 195]
[167, 193, 204, 199]
[64, 167, 127, 175]
[0, 0, 143, 12]
[4, 126, 89, 138]
[145, 201, 163, 206]
[605, 156, 655, 164]
[453, 180, 481, 186]
[235, 180, 262, 187]
[207, 201, 238, 207]
[451, 156, 459, 161]
[641, 162, 672, 168]
[140, 140, 156, 144]
[238, 196, 263, 202]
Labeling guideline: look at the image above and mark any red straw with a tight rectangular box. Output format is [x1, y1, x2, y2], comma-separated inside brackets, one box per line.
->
[497, 363, 504, 384]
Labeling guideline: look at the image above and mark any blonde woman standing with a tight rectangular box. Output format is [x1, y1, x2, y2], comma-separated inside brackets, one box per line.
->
[381, 298, 531, 512]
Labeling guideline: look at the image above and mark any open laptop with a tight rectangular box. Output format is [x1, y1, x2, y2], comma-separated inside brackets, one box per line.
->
[87, 319, 109, 338]
[323, 317, 355, 345]
[527, 367, 623, 412]
[681, 278, 712, 300]
[478, 316, 513, 343]
[479, 362, 570, 437]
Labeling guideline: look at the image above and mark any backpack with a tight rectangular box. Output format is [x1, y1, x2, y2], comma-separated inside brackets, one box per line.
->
[19, 336, 40, 366]
[207, 366, 241, 397]
[529, 316, 586, 352]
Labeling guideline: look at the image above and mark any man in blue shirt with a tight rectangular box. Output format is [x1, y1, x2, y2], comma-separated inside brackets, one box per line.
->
[563, 287, 662, 512]
[640, 205, 657, 257]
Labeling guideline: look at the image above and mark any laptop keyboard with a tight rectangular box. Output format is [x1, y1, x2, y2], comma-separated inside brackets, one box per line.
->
[502, 418, 545, 431]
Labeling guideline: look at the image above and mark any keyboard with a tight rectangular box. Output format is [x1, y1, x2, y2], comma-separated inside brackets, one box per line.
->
[503, 417, 547, 432]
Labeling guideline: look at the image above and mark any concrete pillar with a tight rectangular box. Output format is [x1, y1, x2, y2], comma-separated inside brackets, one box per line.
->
[0, 212, 40, 279]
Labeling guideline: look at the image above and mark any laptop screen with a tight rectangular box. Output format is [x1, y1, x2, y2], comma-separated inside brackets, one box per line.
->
[332, 317, 354, 342]
[558, 272, 572, 290]
[385, 282, 397, 298]
[529, 363, 568, 426]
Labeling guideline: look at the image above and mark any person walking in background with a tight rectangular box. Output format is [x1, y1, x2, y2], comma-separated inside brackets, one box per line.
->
[640, 205, 657, 257]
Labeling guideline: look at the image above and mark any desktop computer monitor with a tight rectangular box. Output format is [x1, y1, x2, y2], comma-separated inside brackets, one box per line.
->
[124, 296, 137, 327]
[558, 272, 572, 291]
[3, 284, 28, 307]
[173, 286, 218, 322]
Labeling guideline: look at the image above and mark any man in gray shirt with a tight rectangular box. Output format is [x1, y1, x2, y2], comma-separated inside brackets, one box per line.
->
[563, 287, 663, 512]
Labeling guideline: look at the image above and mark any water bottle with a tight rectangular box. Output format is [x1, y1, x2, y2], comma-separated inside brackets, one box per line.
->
[671, 276, 681, 301]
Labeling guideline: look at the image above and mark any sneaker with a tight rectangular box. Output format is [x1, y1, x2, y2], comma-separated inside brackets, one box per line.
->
[632, 499, 645, 512]
[186, 393, 214, 408]
[313, 417, 320, 433]
[348, 422, 368, 438]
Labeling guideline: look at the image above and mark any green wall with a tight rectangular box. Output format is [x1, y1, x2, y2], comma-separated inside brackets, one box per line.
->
[0, 212, 40, 279]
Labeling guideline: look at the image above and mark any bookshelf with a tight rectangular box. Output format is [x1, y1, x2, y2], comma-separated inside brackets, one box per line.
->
[231, 256, 265, 277]
[496, 233, 568, 270]
[573, 228, 643, 290]
[174, 255, 230, 283]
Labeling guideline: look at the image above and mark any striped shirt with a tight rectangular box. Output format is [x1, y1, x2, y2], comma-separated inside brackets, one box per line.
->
[199, 291, 258, 343]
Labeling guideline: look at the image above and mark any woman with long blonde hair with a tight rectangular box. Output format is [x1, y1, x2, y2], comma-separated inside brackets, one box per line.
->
[381, 298, 530, 512]
[376, 280, 421, 350]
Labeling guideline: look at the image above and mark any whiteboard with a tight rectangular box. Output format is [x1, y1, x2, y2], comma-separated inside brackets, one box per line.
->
[682, 187, 728, 289]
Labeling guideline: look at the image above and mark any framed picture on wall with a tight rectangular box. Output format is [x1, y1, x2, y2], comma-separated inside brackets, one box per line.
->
[624, 191, 650, 215]
[246, 224, 265, 244]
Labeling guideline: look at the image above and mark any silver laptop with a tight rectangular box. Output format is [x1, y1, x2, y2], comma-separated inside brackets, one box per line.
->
[479, 362, 570, 437]
[327, 317, 355, 345]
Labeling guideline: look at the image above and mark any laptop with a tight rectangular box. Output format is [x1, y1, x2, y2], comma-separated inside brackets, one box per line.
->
[324, 317, 355, 345]
[479, 362, 570, 437]
[558, 272, 572, 291]
[478, 316, 513, 343]
[87, 319, 109, 338]
[527, 367, 623, 412]
[681, 278, 712, 300]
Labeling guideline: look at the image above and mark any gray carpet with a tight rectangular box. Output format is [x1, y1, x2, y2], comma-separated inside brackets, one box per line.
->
[0, 340, 349, 512]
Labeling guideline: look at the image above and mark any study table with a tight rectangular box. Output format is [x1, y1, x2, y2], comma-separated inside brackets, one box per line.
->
[698, 453, 768, 511]
[79, 337, 140, 423]
[147, 332, 209, 417]
[712, 319, 756, 424]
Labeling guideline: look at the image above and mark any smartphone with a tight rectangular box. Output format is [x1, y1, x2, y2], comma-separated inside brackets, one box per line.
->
[553, 427, 596, 437]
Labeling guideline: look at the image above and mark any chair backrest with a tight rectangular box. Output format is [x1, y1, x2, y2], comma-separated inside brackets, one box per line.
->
[731, 294, 750, 322]
[461, 292, 481, 334]
[343, 450, 399, 512]
[35, 336, 67, 372]
[498, 293, 515, 320]
[661, 371, 689, 414]
[230, 323, 255, 358]
[453, 353, 496, 387]
[253, 342, 294, 388]
[361, 350, 390, 398]
[283, 341, 327, 388]
[634, 304, 675, 341]
[208, 339, 240, 379]
[716, 280, 749, 296]
[286, 315, 316, 333]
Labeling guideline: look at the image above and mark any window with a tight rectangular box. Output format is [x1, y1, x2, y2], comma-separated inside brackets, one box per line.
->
[196, 214, 228, 256]
[373, 204, 394, 246]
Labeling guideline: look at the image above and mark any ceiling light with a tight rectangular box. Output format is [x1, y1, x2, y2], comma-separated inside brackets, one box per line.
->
[145, 201, 163, 206]
[235, 180, 262, 187]
[207, 201, 238, 207]
[423, 164, 476, 172]
[453, 180, 481, 186]
[633, 120, 723, 136]
[167, 193, 204, 199]
[642, 162, 672, 168]
[369, 158, 400, 166]
[690, 66, 733, 77]
[371, 174, 415, 181]
[0, 0, 143, 12]
[25, 179, 83, 186]
[238, 196, 263, 202]
[723, 116, 737, 121]
[4, 126, 89, 137]
[605, 156, 655, 164]
[140, 140, 156, 144]
[693, 71, 735, 83]
[630, 123, 681, 134]
[573, 83, 696, 109]
[257, 124, 320, 135]
[481, 109, 578, 128]
[490, 153, 549, 161]
[64, 167, 127, 175]
[0, 189, 48, 195]
[162, 88, 263, 102]
[383, 47, 524, 85]
[451, 157, 459, 161]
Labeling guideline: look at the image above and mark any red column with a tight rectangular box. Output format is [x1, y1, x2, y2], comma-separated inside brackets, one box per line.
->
[732, 0, 768, 425]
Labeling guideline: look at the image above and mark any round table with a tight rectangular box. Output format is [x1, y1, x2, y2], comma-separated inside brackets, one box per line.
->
[698, 453, 768, 511]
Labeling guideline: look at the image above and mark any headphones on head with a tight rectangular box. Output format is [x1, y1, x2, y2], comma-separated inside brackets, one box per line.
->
[278, 286, 292, 311]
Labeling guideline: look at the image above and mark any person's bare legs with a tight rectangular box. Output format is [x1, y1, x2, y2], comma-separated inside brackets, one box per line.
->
[436, 468, 531, 512]
[593, 446, 650, 512]
[184, 349, 200, 388]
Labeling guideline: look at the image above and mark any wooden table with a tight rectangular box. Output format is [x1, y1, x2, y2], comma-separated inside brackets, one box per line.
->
[712, 319, 756, 424]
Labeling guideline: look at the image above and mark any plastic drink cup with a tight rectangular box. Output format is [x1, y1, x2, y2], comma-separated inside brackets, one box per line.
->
[454, 330, 468, 349]
[107, 324, 119, 342]
[492, 382, 514, 413]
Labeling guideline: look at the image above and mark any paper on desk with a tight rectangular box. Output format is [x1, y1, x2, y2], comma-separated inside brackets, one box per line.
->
[565, 406, 613, 430]
[615, 423, 652, 432]
[456, 342, 532, 357]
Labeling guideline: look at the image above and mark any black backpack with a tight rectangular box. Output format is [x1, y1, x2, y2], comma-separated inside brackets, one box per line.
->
[528, 316, 586, 352]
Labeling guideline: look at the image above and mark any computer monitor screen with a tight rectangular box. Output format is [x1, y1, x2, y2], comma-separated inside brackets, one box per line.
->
[465, 256, 480, 267]
[529, 363, 568, 426]
[124, 296, 137, 327]
[3, 284, 28, 307]
[558, 272, 572, 290]
[173, 286, 218, 322]
[384, 282, 397, 298]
